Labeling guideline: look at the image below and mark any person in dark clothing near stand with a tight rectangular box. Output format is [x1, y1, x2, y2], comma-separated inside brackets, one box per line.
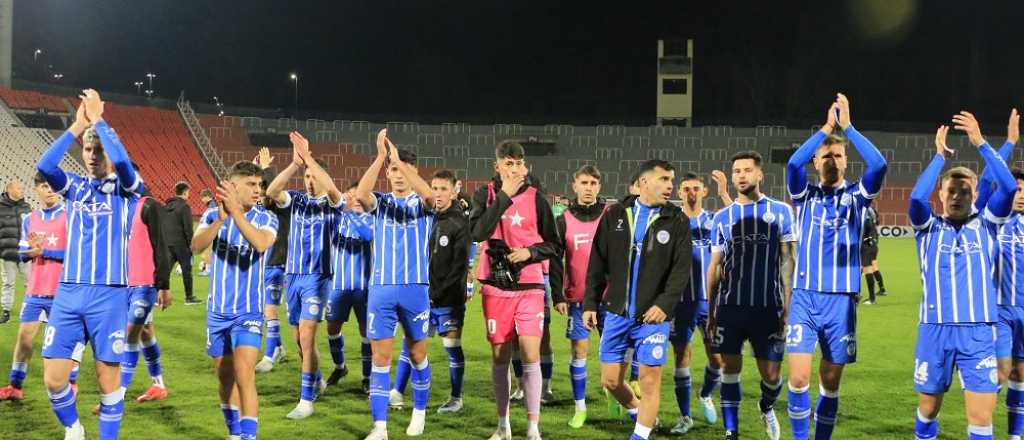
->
[164, 181, 199, 305]
[0, 180, 31, 324]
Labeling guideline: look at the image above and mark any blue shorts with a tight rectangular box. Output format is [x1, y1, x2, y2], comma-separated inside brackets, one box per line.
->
[786, 290, 858, 364]
[430, 305, 466, 335]
[599, 312, 671, 367]
[264, 266, 286, 306]
[367, 284, 430, 342]
[997, 305, 1024, 360]
[914, 323, 998, 394]
[710, 306, 785, 362]
[207, 312, 264, 358]
[670, 300, 708, 346]
[285, 273, 330, 326]
[19, 295, 54, 323]
[126, 285, 158, 326]
[42, 283, 128, 363]
[326, 288, 367, 324]
[565, 303, 593, 341]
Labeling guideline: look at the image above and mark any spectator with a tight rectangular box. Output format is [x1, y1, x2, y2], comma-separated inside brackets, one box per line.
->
[164, 181, 200, 305]
[0, 180, 31, 324]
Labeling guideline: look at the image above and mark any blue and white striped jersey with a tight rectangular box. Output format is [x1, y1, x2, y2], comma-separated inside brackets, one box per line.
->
[331, 210, 373, 292]
[914, 212, 1002, 324]
[279, 190, 338, 275]
[369, 192, 433, 286]
[996, 213, 1024, 307]
[60, 174, 144, 285]
[682, 209, 714, 303]
[198, 206, 278, 315]
[711, 196, 796, 308]
[790, 180, 874, 294]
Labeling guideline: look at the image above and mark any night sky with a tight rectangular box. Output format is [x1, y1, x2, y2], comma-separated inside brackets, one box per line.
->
[11, 0, 1024, 129]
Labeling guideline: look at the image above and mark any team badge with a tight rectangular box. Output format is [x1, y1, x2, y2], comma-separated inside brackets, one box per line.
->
[112, 340, 125, 355]
[703, 219, 714, 230]
[440, 235, 449, 247]
[309, 304, 320, 316]
[651, 346, 664, 360]
[656, 230, 670, 244]
[762, 211, 776, 224]
[840, 193, 853, 206]
[408, 197, 419, 208]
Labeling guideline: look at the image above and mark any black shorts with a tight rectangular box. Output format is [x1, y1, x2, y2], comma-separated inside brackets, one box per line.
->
[861, 244, 878, 263]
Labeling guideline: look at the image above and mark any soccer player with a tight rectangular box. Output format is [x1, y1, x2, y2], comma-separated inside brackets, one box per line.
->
[36, 90, 143, 440]
[582, 159, 691, 440]
[120, 179, 173, 403]
[355, 129, 436, 439]
[910, 115, 1014, 440]
[706, 151, 796, 440]
[470, 140, 560, 440]
[324, 182, 373, 392]
[784, 93, 887, 440]
[860, 206, 881, 305]
[193, 161, 278, 440]
[265, 132, 341, 419]
[0, 174, 65, 401]
[549, 164, 606, 428]
[666, 171, 730, 434]
[197, 188, 217, 280]
[254, 147, 291, 374]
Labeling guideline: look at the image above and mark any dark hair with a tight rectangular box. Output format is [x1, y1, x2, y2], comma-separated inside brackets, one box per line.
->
[573, 165, 602, 181]
[387, 148, 417, 166]
[431, 169, 457, 186]
[730, 151, 763, 168]
[200, 188, 214, 199]
[637, 159, 675, 177]
[495, 140, 525, 160]
[33, 172, 47, 186]
[629, 170, 642, 185]
[1013, 167, 1024, 182]
[680, 172, 704, 185]
[174, 181, 190, 195]
[228, 161, 263, 178]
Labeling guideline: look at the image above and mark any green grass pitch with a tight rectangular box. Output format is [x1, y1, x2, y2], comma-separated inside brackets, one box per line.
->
[0, 238, 993, 438]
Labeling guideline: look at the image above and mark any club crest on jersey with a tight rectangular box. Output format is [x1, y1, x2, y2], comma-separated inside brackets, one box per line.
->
[440, 235, 449, 247]
[656, 230, 670, 244]
[703, 219, 714, 230]
[840, 193, 853, 206]
[762, 211, 776, 224]
[407, 197, 419, 208]
[651, 345, 664, 360]
[72, 200, 113, 216]
[840, 334, 856, 357]
[967, 219, 981, 230]
[110, 330, 125, 354]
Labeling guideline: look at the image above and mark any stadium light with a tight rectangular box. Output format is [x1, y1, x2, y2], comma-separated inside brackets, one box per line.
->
[134, 81, 143, 95]
[289, 73, 299, 116]
[33, 48, 42, 61]
[146, 72, 157, 96]
[52, 73, 63, 81]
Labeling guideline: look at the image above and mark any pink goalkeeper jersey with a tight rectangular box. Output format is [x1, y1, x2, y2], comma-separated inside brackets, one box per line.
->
[477, 184, 545, 290]
[127, 196, 155, 287]
[562, 206, 606, 303]
[25, 206, 67, 296]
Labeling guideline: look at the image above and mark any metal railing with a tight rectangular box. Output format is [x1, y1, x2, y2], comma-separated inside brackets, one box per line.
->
[177, 95, 227, 181]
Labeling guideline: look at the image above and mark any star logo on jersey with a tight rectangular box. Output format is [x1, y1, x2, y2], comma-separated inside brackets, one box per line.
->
[46, 234, 58, 246]
[501, 210, 525, 227]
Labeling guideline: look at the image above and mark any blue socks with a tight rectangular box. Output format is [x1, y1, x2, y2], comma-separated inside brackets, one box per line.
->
[411, 359, 431, 411]
[264, 319, 281, 360]
[142, 339, 163, 384]
[674, 368, 692, 418]
[814, 386, 839, 439]
[360, 337, 372, 379]
[394, 343, 412, 394]
[570, 358, 587, 404]
[9, 362, 26, 388]
[788, 383, 811, 440]
[300, 372, 317, 402]
[48, 384, 79, 427]
[915, 409, 938, 440]
[98, 388, 125, 439]
[328, 333, 345, 368]
[240, 416, 258, 440]
[721, 374, 741, 432]
[370, 365, 391, 423]
[444, 339, 465, 399]
[221, 404, 241, 436]
[120, 343, 140, 390]
[968, 424, 993, 440]
[1009, 381, 1024, 437]
[700, 365, 721, 398]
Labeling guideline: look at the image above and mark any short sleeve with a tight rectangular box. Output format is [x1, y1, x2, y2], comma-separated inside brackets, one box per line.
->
[779, 204, 797, 243]
[276, 190, 298, 209]
[257, 210, 279, 237]
[711, 214, 727, 253]
[369, 191, 385, 215]
[195, 207, 219, 233]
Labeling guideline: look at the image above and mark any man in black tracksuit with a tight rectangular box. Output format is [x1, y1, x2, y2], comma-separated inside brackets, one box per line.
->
[0, 180, 31, 323]
[582, 159, 691, 440]
[163, 181, 197, 304]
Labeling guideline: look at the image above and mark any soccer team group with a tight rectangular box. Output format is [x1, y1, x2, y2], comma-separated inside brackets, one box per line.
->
[2, 89, 1024, 440]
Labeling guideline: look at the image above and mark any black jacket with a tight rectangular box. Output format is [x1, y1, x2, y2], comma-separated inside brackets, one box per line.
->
[262, 168, 291, 267]
[429, 203, 471, 307]
[469, 176, 561, 290]
[0, 193, 30, 262]
[140, 197, 172, 290]
[584, 196, 692, 319]
[549, 199, 607, 305]
[162, 196, 194, 246]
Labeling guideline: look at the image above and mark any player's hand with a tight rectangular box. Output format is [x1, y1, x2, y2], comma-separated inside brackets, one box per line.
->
[507, 247, 531, 263]
[20, 244, 42, 258]
[710, 169, 728, 193]
[70, 101, 89, 133]
[705, 315, 717, 340]
[554, 302, 568, 316]
[290, 131, 312, 163]
[934, 125, 954, 158]
[80, 89, 105, 123]
[158, 289, 173, 310]
[386, 136, 401, 165]
[952, 111, 986, 147]
[836, 93, 851, 129]
[216, 180, 242, 217]
[254, 146, 275, 169]
[582, 311, 598, 330]
[823, 102, 838, 132]
[642, 305, 667, 324]
[1009, 108, 1020, 145]
[375, 128, 389, 159]
[501, 174, 524, 198]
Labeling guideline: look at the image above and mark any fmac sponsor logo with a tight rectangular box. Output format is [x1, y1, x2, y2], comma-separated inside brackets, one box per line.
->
[641, 333, 667, 345]
[937, 241, 983, 255]
[72, 200, 113, 216]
